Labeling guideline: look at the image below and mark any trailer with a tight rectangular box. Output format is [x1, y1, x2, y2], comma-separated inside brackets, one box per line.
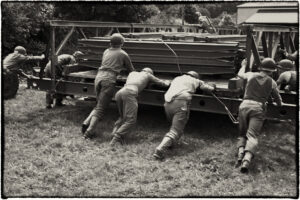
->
[26, 20, 297, 121]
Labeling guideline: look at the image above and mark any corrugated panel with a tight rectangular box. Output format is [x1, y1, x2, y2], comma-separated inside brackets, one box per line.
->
[237, 2, 298, 8]
[245, 11, 298, 24]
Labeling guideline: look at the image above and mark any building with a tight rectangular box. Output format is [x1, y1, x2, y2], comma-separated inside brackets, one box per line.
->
[237, 2, 298, 25]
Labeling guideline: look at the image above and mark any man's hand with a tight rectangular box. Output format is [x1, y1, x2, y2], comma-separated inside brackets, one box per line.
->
[241, 59, 247, 67]
[40, 54, 45, 60]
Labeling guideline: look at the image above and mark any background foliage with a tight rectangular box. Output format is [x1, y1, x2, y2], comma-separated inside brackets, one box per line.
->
[1, 2, 241, 58]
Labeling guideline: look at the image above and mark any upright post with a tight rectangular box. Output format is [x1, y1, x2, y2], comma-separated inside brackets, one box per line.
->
[245, 26, 252, 72]
[50, 26, 56, 92]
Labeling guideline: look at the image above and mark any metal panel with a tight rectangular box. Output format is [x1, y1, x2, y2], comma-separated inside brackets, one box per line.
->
[78, 39, 239, 51]
[78, 46, 237, 58]
[77, 60, 235, 75]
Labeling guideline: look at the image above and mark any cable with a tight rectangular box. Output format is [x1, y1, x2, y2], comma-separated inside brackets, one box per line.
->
[160, 39, 182, 75]
[211, 92, 239, 124]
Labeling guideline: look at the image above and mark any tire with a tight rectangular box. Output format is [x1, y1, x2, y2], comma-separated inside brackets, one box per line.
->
[4, 71, 19, 100]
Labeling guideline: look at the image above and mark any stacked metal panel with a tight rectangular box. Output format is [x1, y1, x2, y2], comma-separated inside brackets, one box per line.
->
[77, 38, 239, 75]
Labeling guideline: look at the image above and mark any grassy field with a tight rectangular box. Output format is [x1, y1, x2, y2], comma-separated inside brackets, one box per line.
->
[3, 84, 298, 197]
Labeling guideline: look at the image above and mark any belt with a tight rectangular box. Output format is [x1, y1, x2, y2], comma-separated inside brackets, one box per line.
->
[243, 99, 264, 106]
[124, 84, 139, 93]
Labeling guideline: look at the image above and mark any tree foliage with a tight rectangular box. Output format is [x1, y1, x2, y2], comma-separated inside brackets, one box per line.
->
[2, 2, 242, 58]
[2, 2, 53, 57]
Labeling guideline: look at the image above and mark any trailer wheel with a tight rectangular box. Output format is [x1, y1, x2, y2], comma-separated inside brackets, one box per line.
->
[4, 71, 19, 100]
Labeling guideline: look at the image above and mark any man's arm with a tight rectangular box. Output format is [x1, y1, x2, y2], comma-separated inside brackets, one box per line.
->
[199, 80, 215, 93]
[20, 54, 45, 62]
[124, 54, 135, 72]
[149, 74, 170, 88]
[237, 59, 250, 80]
[271, 80, 283, 106]
[276, 71, 291, 90]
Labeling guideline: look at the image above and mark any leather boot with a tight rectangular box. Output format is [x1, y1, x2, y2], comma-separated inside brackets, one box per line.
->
[240, 151, 253, 173]
[235, 146, 245, 168]
[153, 136, 173, 160]
[110, 135, 122, 147]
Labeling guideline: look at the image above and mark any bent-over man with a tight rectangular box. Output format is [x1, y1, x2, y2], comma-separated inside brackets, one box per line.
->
[235, 58, 282, 173]
[110, 68, 170, 146]
[83, 33, 135, 139]
[44, 51, 84, 108]
[153, 71, 215, 160]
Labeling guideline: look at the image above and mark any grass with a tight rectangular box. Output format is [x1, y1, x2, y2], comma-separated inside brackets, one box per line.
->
[2, 84, 298, 197]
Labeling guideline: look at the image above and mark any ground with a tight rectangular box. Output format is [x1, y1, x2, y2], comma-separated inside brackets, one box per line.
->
[2, 85, 298, 197]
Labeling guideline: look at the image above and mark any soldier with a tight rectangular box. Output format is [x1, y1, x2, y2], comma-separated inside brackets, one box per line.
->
[110, 68, 170, 146]
[44, 51, 84, 108]
[276, 59, 296, 92]
[235, 58, 282, 173]
[3, 46, 45, 99]
[153, 71, 215, 160]
[3, 46, 45, 76]
[82, 33, 135, 139]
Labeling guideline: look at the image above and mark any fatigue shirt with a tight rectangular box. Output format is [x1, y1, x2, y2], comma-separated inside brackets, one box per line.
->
[98, 48, 134, 81]
[240, 72, 282, 105]
[164, 74, 214, 102]
[3, 52, 41, 71]
[277, 71, 296, 91]
[45, 54, 76, 72]
[125, 71, 168, 93]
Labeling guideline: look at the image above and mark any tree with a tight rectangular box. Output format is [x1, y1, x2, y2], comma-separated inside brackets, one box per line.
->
[2, 2, 53, 57]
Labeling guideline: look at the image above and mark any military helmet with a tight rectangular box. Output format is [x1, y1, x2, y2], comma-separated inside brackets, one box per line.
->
[73, 51, 84, 57]
[186, 71, 199, 79]
[110, 33, 125, 46]
[259, 58, 277, 72]
[142, 67, 153, 75]
[277, 59, 295, 71]
[14, 46, 27, 55]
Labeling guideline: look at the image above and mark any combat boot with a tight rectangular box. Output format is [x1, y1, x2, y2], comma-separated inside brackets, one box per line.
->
[110, 135, 123, 147]
[153, 136, 173, 160]
[235, 147, 245, 168]
[153, 148, 164, 160]
[81, 124, 88, 134]
[240, 151, 253, 174]
[83, 130, 94, 139]
[240, 160, 250, 173]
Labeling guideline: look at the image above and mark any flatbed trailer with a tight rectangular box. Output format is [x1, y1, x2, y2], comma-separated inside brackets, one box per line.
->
[27, 20, 297, 121]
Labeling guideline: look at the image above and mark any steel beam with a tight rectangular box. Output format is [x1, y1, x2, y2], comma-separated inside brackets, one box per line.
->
[27, 77, 297, 120]
[56, 26, 75, 55]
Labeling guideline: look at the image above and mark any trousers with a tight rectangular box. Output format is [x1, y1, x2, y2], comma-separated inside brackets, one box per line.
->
[44, 66, 64, 105]
[164, 99, 190, 141]
[237, 100, 266, 154]
[113, 87, 138, 137]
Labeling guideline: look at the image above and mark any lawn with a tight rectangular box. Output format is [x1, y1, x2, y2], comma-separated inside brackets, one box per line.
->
[2, 84, 298, 197]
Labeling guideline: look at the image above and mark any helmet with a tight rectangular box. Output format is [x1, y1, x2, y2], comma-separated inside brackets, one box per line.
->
[259, 58, 277, 72]
[110, 33, 125, 46]
[277, 59, 295, 71]
[186, 71, 199, 79]
[14, 46, 27, 55]
[73, 51, 84, 57]
[142, 67, 153, 75]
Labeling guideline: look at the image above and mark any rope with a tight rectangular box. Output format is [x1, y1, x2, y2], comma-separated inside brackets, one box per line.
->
[211, 92, 239, 124]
